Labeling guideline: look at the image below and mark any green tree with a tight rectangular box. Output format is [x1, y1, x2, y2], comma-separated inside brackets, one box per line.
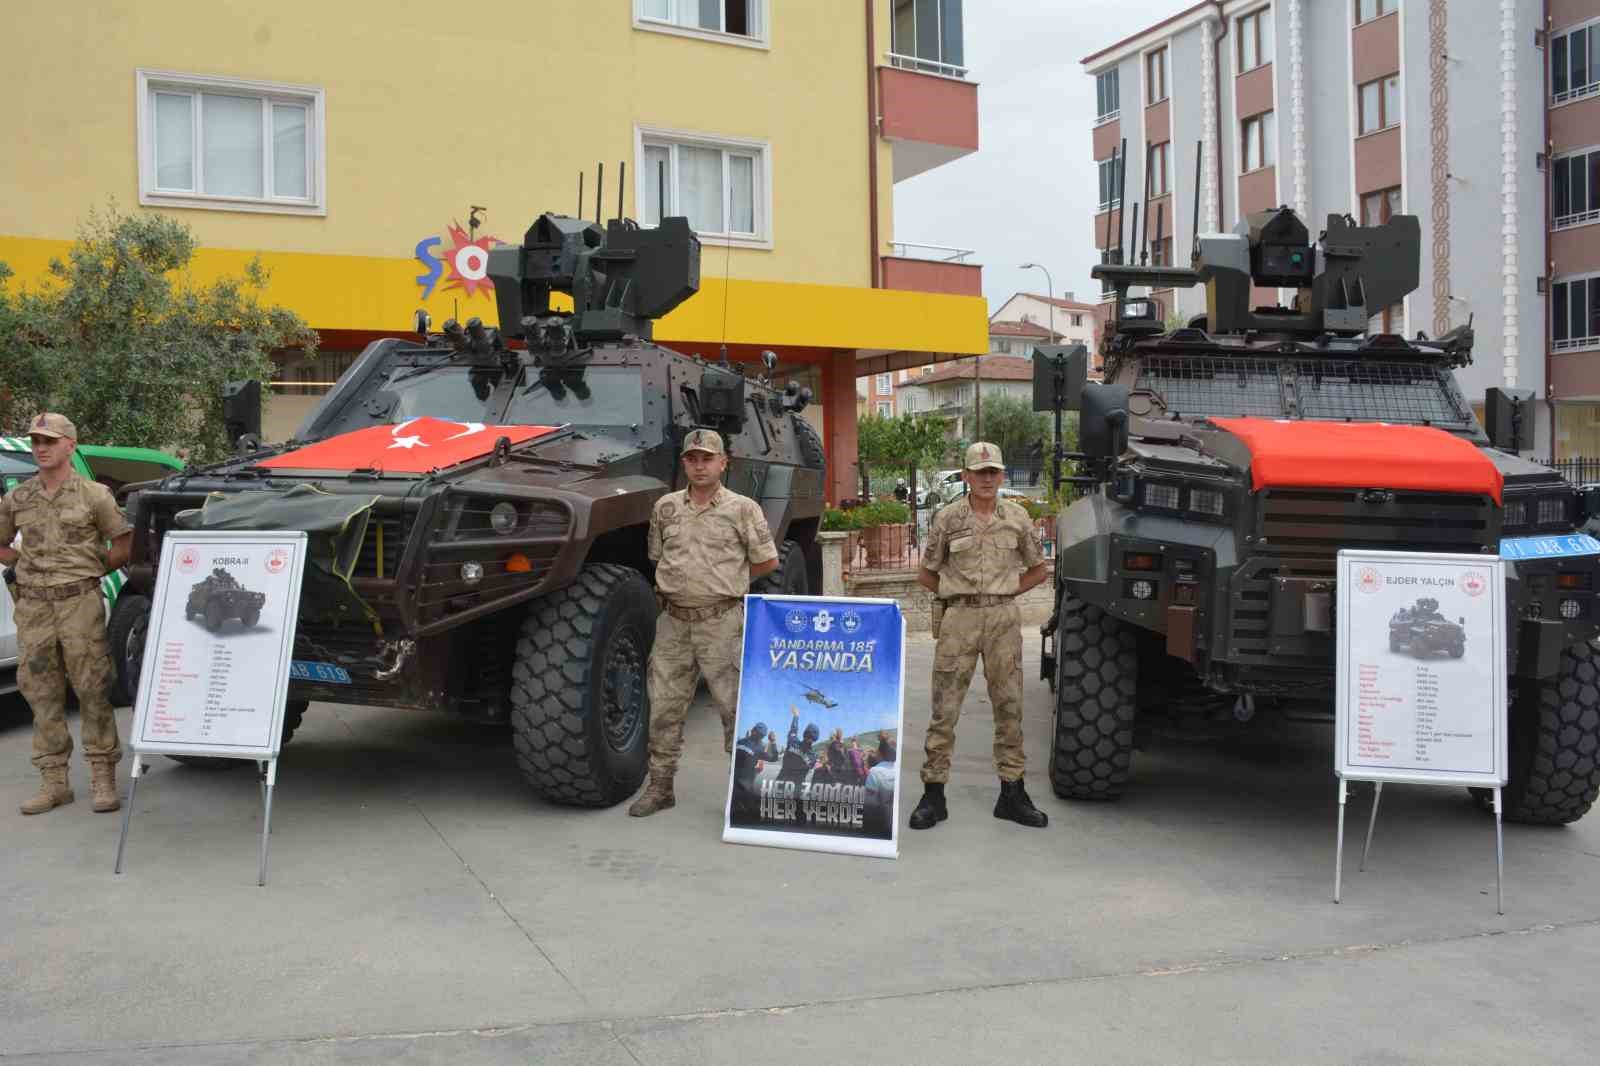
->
[856, 410, 950, 497]
[0, 205, 317, 461]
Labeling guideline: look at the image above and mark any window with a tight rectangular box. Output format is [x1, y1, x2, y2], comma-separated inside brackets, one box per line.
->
[1147, 141, 1171, 197]
[1553, 276, 1600, 351]
[635, 0, 766, 44]
[1072, 313, 1083, 327]
[1100, 250, 1117, 296]
[1360, 186, 1402, 225]
[137, 70, 323, 214]
[989, 338, 1008, 353]
[1553, 148, 1600, 227]
[1146, 47, 1168, 103]
[639, 128, 768, 244]
[1552, 22, 1597, 104]
[1355, 0, 1395, 24]
[1237, 9, 1272, 72]
[891, 0, 966, 75]
[1097, 154, 1124, 208]
[1368, 302, 1405, 336]
[1096, 69, 1121, 122]
[1241, 111, 1276, 172]
[1358, 75, 1401, 135]
[876, 401, 893, 418]
[876, 373, 893, 394]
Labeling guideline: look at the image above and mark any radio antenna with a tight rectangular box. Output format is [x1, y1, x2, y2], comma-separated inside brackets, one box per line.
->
[616, 160, 626, 222]
[595, 162, 604, 224]
[719, 239, 734, 364]
[1115, 137, 1129, 264]
[657, 160, 666, 225]
[1128, 202, 1141, 269]
[1137, 142, 1152, 265]
[1153, 202, 1165, 265]
[1191, 139, 1203, 262]
[577, 171, 584, 220]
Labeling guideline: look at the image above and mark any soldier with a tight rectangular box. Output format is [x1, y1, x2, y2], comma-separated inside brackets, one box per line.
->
[0, 414, 132, 815]
[629, 428, 779, 817]
[910, 442, 1052, 830]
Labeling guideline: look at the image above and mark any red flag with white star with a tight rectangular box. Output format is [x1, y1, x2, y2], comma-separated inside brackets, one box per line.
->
[257, 418, 558, 474]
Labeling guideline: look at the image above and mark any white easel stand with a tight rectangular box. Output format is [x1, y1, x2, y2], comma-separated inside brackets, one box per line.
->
[113, 754, 279, 886]
[1334, 779, 1503, 915]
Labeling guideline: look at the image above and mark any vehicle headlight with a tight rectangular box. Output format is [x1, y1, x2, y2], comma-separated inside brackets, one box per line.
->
[1131, 579, 1155, 600]
[1538, 496, 1568, 525]
[460, 561, 484, 584]
[489, 502, 519, 534]
[1503, 500, 1527, 527]
[1188, 488, 1224, 517]
[1561, 598, 1583, 620]
[1143, 482, 1180, 510]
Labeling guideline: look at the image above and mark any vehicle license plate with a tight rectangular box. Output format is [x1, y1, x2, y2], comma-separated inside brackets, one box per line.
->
[290, 660, 352, 684]
[1499, 534, 1600, 560]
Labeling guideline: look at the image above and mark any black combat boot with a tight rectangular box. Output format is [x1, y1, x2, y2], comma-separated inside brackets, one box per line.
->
[908, 782, 948, 830]
[994, 778, 1048, 828]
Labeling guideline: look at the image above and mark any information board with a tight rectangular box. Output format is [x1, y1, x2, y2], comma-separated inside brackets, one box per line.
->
[723, 595, 905, 859]
[130, 531, 308, 760]
[1334, 550, 1506, 788]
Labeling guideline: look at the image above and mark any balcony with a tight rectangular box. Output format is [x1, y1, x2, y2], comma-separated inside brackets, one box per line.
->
[881, 242, 982, 297]
[880, 0, 976, 181]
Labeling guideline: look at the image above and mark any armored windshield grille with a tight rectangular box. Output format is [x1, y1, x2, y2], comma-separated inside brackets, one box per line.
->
[1135, 357, 1473, 425]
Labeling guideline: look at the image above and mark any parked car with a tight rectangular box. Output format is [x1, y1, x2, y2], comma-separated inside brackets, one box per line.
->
[1, 437, 182, 699]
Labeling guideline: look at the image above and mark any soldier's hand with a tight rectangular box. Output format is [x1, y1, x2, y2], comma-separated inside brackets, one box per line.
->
[791, 705, 800, 717]
[1, 566, 14, 588]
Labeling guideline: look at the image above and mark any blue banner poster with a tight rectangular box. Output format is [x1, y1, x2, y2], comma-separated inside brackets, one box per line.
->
[723, 595, 905, 859]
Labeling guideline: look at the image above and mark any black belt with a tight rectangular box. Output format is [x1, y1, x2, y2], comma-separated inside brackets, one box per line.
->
[657, 595, 741, 622]
[943, 593, 1016, 607]
[14, 577, 101, 601]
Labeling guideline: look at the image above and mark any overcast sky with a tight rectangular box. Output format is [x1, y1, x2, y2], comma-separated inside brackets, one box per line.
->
[894, 0, 1187, 314]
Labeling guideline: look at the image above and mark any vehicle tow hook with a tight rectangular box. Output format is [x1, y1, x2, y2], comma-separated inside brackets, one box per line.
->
[375, 639, 416, 681]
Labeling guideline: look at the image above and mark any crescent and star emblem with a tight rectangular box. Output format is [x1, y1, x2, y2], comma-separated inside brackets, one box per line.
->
[386, 420, 486, 450]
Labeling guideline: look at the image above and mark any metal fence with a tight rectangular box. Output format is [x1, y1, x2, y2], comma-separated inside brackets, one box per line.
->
[1543, 457, 1600, 485]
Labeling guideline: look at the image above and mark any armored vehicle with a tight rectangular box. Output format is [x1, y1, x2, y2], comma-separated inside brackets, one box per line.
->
[186, 568, 267, 632]
[111, 208, 825, 806]
[1388, 598, 1466, 659]
[1034, 195, 1600, 825]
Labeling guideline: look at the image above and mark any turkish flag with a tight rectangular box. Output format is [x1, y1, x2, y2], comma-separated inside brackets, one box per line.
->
[258, 417, 559, 474]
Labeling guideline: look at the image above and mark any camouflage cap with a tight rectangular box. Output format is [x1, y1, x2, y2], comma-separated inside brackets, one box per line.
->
[681, 428, 725, 456]
[27, 412, 77, 441]
[964, 441, 1004, 470]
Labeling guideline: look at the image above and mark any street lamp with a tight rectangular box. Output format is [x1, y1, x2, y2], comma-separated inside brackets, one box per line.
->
[1019, 262, 1056, 344]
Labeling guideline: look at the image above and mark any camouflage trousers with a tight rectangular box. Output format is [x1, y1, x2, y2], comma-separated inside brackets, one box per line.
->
[645, 607, 744, 779]
[921, 602, 1025, 784]
[15, 587, 121, 770]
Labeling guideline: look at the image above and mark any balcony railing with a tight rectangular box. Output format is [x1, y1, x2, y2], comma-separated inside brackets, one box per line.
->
[885, 50, 968, 80]
[1554, 208, 1600, 230]
[888, 241, 976, 263]
[1554, 80, 1600, 106]
[1554, 335, 1600, 353]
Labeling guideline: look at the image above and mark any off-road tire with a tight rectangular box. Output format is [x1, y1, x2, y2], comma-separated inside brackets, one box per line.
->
[1049, 585, 1138, 800]
[792, 415, 825, 470]
[204, 602, 226, 632]
[1390, 634, 1401, 652]
[1473, 642, 1600, 825]
[168, 701, 308, 769]
[242, 607, 261, 628]
[509, 563, 655, 807]
[753, 539, 809, 597]
[1448, 642, 1464, 659]
[107, 593, 151, 707]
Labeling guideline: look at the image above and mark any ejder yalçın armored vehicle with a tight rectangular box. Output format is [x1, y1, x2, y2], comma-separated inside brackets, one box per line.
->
[1388, 597, 1466, 659]
[186, 568, 266, 632]
[113, 207, 825, 806]
[1032, 199, 1600, 824]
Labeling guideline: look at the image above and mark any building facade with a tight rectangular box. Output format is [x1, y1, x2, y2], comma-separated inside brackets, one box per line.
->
[895, 354, 1034, 438]
[1082, 0, 1576, 453]
[990, 291, 1100, 350]
[0, 0, 986, 502]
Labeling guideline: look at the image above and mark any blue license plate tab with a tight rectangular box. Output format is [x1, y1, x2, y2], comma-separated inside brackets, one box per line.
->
[1500, 534, 1600, 560]
[290, 660, 352, 684]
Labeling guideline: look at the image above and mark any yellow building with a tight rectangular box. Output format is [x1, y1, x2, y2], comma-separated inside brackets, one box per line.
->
[0, 0, 986, 502]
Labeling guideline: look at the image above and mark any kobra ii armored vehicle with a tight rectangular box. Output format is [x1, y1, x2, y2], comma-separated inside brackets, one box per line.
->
[1389, 598, 1466, 659]
[113, 208, 825, 806]
[1034, 203, 1600, 824]
[187, 568, 266, 632]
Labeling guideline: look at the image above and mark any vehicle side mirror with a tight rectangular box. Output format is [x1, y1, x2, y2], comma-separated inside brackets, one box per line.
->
[221, 380, 263, 447]
[1032, 344, 1088, 413]
[1080, 382, 1130, 460]
[1484, 386, 1534, 452]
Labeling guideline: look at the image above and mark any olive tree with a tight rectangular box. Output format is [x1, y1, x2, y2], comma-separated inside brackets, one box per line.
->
[0, 206, 316, 461]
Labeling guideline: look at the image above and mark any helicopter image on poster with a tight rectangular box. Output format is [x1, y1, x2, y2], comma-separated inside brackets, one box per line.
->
[799, 684, 838, 709]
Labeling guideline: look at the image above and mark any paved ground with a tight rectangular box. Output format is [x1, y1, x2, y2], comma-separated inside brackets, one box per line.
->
[3, 632, 1598, 1064]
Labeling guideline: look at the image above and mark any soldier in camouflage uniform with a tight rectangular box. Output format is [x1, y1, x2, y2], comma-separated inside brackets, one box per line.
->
[629, 428, 779, 817]
[910, 442, 1052, 830]
[0, 414, 132, 815]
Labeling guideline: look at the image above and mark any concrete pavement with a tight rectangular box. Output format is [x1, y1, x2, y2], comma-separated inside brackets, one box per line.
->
[3, 632, 1598, 1064]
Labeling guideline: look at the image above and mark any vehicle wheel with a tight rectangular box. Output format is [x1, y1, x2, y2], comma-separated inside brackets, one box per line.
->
[203, 602, 225, 631]
[167, 700, 308, 769]
[509, 563, 655, 807]
[753, 539, 809, 597]
[1471, 643, 1600, 825]
[1449, 643, 1464, 659]
[1390, 635, 1400, 652]
[1049, 584, 1137, 801]
[242, 607, 261, 627]
[106, 593, 151, 707]
[792, 415, 825, 470]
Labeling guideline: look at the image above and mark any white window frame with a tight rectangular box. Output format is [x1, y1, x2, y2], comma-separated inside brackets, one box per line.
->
[1095, 69, 1121, 124]
[1241, 111, 1275, 173]
[1097, 154, 1124, 209]
[1357, 74, 1401, 136]
[1355, 0, 1397, 26]
[1145, 46, 1168, 105]
[1553, 272, 1600, 353]
[136, 69, 325, 216]
[1551, 17, 1599, 106]
[876, 400, 893, 418]
[635, 125, 773, 249]
[1553, 146, 1600, 230]
[1236, 9, 1272, 74]
[1148, 141, 1171, 197]
[633, 0, 770, 50]
[876, 373, 893, 394]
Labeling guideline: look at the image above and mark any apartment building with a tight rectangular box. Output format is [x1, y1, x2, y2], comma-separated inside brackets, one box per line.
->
[1082, 0, 1574, 452]
[0, 0, 986, 502]
[990, 291, 1101, 350]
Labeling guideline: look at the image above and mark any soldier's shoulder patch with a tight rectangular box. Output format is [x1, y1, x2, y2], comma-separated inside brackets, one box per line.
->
[658, 498, 679, 521]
